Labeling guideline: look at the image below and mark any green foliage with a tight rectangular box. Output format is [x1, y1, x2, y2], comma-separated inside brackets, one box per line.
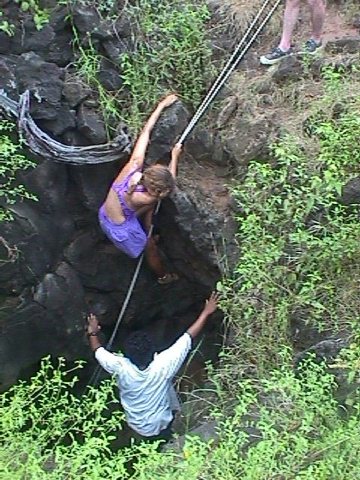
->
[0, 357, 130, 479]
[0, 12, 15, 36]
[0, 120, 37, 221]
[121, 0, 214, 130]
[217, 67, 360, 376]
[72, 0, 214, 134]
[72, 32, 125, 139]
[2, 353, 360, 479]
[14, 0, 50, 30]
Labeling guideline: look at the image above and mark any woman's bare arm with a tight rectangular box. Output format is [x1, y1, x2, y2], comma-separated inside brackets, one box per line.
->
[168, 143, 182, 178]
[113, 94, 179, 184]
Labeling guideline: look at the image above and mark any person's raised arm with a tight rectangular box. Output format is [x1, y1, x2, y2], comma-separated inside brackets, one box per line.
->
[187, 292, 219, 339]
[128, 94, 179, 169]
[86, 313, 122, 375]
[87, 313, 102, 351]
[169, 143, 182, 178]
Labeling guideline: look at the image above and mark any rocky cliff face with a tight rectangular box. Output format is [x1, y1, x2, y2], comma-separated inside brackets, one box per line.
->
[1, 0, 360, 391]
[0, 1, 235, 389]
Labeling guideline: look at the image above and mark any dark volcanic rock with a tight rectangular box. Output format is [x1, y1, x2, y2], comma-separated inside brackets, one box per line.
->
[0, 32, 11, 54]
[272, 55, 304, 83]
[16, 52, 64, 120]
[340, 177, 360, 205]
[69, 161, 121, 212]
[72, 5, 101, 34]
[224, 115, 273, 169]
[41, 105, 77, 137]
[0, 55, 17, 95]
[34, 261, 86, 313]
[18, 161, 69, 213]
[146, 102, 189, 163]
[77, 104, 107, 144]
[0, 203, 75, 294]
[44, 30, 74, 67]
[62, 78, 91, 107]
[103, 38, 128, 63]
[325, 36, 360, 54]
[97, 58, 123, 91]
[22, 24, 56, 52]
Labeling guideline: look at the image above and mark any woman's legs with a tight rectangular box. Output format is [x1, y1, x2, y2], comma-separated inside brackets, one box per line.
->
[144, 236, 166, 278]
[279, 0, 302, 51]
[142, 209, 178, 284]
[307, 0, 326, 43]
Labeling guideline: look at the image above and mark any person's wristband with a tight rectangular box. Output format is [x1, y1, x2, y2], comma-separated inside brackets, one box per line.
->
[87, 331, 99, 337]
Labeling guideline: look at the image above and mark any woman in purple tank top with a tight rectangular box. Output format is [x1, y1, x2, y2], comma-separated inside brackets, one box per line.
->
[99, 94, 182, 285]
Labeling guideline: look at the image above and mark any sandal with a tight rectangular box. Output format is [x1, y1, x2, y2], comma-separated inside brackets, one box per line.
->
[158, 273, 179, 285]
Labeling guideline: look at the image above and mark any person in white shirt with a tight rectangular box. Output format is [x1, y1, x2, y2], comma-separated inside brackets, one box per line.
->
[87, 292, 219, 442]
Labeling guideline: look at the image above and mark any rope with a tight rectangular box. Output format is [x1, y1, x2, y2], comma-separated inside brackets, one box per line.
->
[88, 202, 161, 386]
[178, 0, 281, 145]
[87, 0, 280, 387]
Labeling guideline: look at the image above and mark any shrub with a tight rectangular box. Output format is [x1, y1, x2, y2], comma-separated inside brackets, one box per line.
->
[217, 67, 360, 376]
[0, 120, 37, 221]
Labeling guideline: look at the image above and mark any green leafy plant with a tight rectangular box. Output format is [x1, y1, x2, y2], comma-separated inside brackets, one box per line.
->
[72, 0, 215, 135]
[217, 67, 360, 377]
[0, 120, 37, 221]
[120, 0, 214, 131]
[0, 357, 131, 479]
[14, 0, 50, 30]
[2, 354, 360, 479]
[0, 12, 15, 36]
[72, 32, 124, 139]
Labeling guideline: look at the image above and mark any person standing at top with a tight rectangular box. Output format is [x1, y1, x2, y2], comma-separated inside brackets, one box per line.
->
[99, 94, 182, 285]
[260, 0, 326, 65]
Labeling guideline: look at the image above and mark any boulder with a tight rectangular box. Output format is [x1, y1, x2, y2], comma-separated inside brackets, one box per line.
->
[325, 36, 360, 55]
[18, 160, 69, 213]
[34, 261, 86, 313]
[77, 103, 107, 144]
[272, 55, 305, 83]
[21, 24, 56, 53]
[340, 177, 360, 205]
[146, 102, 190, 163]
[0, 32, 11, 54]
[44, 30, 74, 67]
[103, 38, 129, 64]
[72, 5, 101, 34]
[97, 58, 123, 91]
[62, 78, 91, 108]
[16, 52, 64, 120]
[68, 160, 121, 211]
[0, 203, 75, 293]
[224, 115, 274, 169]
[0, 55, 17, 95]
[40, 105, 77, 137]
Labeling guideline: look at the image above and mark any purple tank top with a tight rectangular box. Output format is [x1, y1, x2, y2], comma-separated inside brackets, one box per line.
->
[111, 168, 147, 218]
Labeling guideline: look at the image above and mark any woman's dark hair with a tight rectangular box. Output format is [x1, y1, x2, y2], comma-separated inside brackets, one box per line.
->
[123, 331, 156, 369]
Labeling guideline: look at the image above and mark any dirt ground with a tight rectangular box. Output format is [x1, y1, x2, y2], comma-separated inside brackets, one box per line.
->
[292, 1, 358, 45]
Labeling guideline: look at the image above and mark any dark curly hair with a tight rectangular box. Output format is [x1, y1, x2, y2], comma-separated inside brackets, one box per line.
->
[123, 331, 156, 369]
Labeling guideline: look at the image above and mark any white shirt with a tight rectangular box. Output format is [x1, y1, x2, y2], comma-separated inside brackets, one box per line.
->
[95, 332, 192, 437]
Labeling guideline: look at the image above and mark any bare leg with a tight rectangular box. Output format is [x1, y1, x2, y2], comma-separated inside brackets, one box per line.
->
[144, 236, 166, 278]
[279, 0, 302, 51]
[141, 207, 178, 283]
[308, 0, 325, 43]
